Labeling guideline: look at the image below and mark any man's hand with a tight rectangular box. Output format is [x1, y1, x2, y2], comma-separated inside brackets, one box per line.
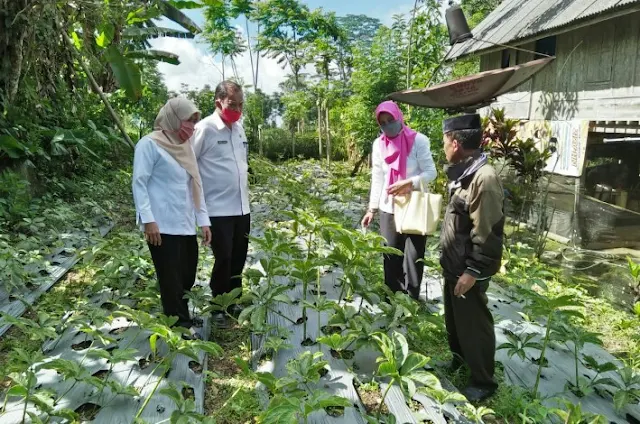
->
[387, 179, 413, 196]
[454, 273, 477, 297]
[201, 226, 212, 246]
[144, 222, 162, 246]
[361, 211, 375, 228]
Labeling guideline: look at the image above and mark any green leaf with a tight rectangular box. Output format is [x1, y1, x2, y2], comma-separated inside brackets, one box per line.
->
[160, 0, 202, 34]
[261, 396, 299, 423]
[150, 333, 158, 356]
[7, 384, 28, 398]
[399, 353, 428, 376]
[614, 390, 630, 412]
[410, 371, 441, 389]
[71, 31, 83, 49]
[123, 27, 195, 40]
[0, 135, 27, 158]
[377, 361, 397, 378]
[403, 377, 417, 398]
[392, 332, 409, 367]
[106, 46, 142, 100]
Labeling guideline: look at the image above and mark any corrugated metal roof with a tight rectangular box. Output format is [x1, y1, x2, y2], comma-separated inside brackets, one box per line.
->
[450, 0, 640, 59]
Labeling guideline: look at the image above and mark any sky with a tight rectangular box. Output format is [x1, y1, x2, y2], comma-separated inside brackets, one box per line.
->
[148, 0, 422, 95]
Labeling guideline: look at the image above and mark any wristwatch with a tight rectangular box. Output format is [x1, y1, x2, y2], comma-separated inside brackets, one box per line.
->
[367, 208, 377, 214]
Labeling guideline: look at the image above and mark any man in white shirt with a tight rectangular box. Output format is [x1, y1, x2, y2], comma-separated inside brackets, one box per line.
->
[192, 81, 250, 328]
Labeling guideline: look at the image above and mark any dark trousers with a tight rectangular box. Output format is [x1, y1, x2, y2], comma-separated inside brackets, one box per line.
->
[443, 277, 497, 390]
[148, 234, 198, 328]
[209, 214, 251, 297]
[379, 211, 427, 300]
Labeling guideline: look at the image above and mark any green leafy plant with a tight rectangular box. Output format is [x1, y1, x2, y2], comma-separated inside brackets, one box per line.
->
[613, 367, 640, 413]
[497, 331, 543, 362]
[523, 291, 585, 398]
[551, 323, 603, 397]
[372, 332, 440, 418]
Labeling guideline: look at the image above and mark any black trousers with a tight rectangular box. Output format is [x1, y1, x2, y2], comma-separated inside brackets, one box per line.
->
[209, 214, 251, 297]
[379, 211, 427, 300]
[148, 234, 198, 328]
[443, 277, 497, 390]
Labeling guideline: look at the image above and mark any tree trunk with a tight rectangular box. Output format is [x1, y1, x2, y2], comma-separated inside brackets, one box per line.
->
[255, 23, 260, 87]
[325, 102, 331, 162]
[246, 17, 256, 88]
[317, 101, 323, 157]
[350, 153, 368, 177]
[0, 0, 30, 105]
[291, 130, 296, 158]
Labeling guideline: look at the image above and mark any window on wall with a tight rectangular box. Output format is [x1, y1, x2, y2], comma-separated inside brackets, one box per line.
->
[501, 49, 511, 68]
[534, 36, 557, 59]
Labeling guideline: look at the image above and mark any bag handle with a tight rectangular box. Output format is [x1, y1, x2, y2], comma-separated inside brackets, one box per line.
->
[417, 178, 427, 193]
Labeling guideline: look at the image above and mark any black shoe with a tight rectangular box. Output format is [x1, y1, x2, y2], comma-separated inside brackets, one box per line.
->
[228, 304, 243, 318]
[212, 312, 230, 329]
[461, 385, 496, 403]
[182, 327, 203, 341]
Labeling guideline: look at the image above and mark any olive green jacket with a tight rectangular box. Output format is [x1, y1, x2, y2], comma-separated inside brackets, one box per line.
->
[440, 153, 505, 281]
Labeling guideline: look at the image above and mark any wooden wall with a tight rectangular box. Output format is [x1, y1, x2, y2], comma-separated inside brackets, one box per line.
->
[478, 11, 640, 121]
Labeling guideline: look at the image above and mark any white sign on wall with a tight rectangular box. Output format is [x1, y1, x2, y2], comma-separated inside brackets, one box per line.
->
[519, 120, 589, 177]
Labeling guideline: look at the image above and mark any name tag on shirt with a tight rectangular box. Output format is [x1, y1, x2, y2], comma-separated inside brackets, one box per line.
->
[217, 140, 228, 145]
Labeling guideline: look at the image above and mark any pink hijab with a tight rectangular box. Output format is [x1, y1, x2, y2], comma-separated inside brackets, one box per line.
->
[375, 101, 417, 186]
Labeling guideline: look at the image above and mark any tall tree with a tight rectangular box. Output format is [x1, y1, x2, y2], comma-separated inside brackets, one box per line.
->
[461, 0, 501, 28]
[335, 15, 382, 84]
[202, 0, 254, 81]
[255, 0, 341, 89]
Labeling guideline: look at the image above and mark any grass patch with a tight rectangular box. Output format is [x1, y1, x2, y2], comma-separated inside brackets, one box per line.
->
[204, 324, 260, 423]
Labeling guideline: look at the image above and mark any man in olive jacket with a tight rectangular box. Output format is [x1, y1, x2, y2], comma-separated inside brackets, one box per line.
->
[439, 113, 504, 402]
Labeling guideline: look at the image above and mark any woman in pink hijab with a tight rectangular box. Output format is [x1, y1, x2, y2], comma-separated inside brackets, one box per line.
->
[361, 100, 437, 300]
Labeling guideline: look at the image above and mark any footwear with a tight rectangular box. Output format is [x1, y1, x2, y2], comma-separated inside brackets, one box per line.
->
[182, 327, 203, 341]
[212, 312, 230, 329]
[228, 304, 243, 318]
[461, 385, 496, 403]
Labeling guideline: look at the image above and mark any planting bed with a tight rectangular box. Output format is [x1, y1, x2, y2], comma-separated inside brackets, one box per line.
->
[0, 218, 113, 337]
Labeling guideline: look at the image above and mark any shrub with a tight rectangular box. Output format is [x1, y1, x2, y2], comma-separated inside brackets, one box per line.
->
[255, 128, 346, 162]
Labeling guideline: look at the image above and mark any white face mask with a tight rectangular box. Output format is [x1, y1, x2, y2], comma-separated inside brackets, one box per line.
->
[380, 120, 402, 138]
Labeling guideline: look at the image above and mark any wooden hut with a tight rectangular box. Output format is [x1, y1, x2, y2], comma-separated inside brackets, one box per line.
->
[449, 0, 640, 250]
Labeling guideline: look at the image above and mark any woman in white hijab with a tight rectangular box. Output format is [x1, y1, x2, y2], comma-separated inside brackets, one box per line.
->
[132, 97, 211, 339]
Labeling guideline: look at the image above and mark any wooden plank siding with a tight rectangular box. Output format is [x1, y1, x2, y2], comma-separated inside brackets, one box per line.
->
[477, 11, 640, 121]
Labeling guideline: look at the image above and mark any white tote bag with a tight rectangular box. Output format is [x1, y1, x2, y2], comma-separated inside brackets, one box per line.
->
[393, 181, 442, 236]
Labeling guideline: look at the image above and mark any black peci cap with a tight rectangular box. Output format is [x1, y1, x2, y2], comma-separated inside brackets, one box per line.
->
[443, 113, 481, 133]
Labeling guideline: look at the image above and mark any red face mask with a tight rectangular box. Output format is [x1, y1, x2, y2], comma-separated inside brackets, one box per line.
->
[178, 121, 195, 142]
[220, 107, 242, 124]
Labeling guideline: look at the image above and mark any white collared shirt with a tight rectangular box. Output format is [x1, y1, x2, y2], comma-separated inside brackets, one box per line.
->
[132, 136, 210, 235]
[192, 112, 250, 217]
[368, 133, 438, 214]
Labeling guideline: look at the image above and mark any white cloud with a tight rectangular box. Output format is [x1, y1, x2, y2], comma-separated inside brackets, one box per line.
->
[148, 37, 289, 94]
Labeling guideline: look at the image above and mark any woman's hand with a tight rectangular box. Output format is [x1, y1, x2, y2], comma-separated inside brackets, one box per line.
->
[201, 226, 212, 246]
[387, 179, 413, 196]
[361, 211, 375, 228]
[144, 222, 162, 246]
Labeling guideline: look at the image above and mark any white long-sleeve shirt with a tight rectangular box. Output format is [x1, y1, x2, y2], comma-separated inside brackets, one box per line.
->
[132, 136, 210, 235]
[192, 112, 250, 217]
[368, 133, 438, 214]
